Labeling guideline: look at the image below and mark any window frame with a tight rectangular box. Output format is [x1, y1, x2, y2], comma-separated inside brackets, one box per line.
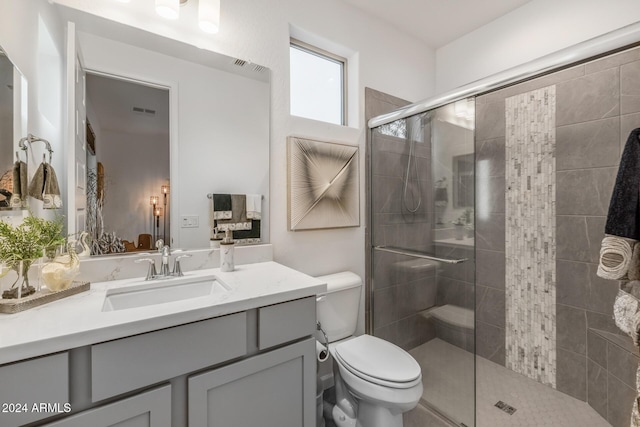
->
[289, 38, 348, 126]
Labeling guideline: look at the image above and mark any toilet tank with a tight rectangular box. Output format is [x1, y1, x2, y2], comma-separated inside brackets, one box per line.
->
[315, 271, 362, 343]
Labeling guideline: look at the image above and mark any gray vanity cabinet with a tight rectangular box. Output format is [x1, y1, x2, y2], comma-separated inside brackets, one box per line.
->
[188, 338, 316, 427]
[1, 296, 317, 427]
[42, 385, 171, 427]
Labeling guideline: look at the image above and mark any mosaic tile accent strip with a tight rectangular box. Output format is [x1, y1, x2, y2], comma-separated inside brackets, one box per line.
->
[505, 86, 557, 387]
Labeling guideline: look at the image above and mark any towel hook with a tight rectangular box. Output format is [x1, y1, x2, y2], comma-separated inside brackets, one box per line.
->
[18, 133, 53, 163]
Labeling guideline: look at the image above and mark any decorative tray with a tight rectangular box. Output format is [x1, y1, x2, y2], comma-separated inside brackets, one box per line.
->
[0, 281, 90, 314]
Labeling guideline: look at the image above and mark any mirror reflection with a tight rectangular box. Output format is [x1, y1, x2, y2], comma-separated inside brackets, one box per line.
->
[0, 48, 19, 209]
[57, 4, 271, 256]
[85, 73, 170, 255]
[432, 100, 475, 230]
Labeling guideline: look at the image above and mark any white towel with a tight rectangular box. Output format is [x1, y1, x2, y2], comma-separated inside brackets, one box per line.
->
[246, 194, 262, 220]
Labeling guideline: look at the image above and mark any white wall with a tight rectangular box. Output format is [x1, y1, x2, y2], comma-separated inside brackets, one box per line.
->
[436, 0, 640, 92]
[0, 0, 65, 224]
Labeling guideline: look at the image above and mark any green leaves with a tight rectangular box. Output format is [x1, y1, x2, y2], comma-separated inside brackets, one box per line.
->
[0, 215, 65, 265]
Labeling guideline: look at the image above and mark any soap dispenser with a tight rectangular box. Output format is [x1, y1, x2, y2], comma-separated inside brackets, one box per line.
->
[220, 229, 235, 272]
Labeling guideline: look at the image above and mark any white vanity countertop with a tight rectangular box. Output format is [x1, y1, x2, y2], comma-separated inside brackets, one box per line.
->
[0, 261, 326, 365]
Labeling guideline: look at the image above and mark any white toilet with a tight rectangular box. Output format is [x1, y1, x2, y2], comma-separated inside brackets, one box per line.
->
[316, 272, 423, 427]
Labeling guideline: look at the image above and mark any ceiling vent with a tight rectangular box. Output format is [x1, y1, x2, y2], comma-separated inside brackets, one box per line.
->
[233, 58, 247, 67]
[253, 64, 267, 73]
[132, 106, 156, 116]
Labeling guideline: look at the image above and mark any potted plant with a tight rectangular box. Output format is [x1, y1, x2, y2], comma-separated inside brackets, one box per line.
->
[0, 215, 66, 299]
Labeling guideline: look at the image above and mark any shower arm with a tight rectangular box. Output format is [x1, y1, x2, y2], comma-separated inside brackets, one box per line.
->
[373, 245, 467, 265]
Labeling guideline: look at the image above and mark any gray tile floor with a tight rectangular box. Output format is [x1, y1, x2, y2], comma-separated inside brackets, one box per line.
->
[409, 338, 611, 427]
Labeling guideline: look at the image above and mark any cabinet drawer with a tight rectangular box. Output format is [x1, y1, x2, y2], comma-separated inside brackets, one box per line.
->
[258, 297, 316, 350]
[43, 385, 171, 427]
[92, 312, 246, 402]
[0, 352, 69, 427]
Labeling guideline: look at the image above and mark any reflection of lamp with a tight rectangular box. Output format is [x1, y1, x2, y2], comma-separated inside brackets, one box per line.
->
[150, 196, 159, 242]
[154, 207, 163, 246]
[161, 185, 170, 243]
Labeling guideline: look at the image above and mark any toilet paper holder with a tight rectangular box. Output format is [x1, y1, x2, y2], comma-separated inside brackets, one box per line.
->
[316, 321, 329, 362]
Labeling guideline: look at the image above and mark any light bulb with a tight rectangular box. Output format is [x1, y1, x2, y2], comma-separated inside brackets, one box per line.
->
[156, 0, 179, 20]
[199, 0, 220, 33]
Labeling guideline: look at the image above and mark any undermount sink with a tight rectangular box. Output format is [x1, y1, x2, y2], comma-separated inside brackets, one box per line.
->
[102, 274, 230, 312]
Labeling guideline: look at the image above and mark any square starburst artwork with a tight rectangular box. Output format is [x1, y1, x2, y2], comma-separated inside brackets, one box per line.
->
[287, 136, 359, 231]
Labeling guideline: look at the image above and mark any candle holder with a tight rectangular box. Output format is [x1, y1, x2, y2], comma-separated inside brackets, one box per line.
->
[161, 185, 170, 243]
[154, 207, 163, 246]
[150, 196, 159, 242]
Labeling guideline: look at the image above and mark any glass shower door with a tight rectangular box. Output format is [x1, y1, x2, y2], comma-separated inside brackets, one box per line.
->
[369, 99, 476, 426]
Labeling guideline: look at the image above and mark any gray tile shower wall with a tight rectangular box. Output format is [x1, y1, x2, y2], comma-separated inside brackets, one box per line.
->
[476, 45, 640, 426]
[475, 96, 507, 366]
[367, 88, 437, 350]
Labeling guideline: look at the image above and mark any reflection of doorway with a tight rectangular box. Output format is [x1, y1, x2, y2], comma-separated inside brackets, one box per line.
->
[85, 73, 170, 254]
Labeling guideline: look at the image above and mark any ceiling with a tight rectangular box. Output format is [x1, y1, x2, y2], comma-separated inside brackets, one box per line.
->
[86, 73, 169, 138]
[340, 0, 533, 48]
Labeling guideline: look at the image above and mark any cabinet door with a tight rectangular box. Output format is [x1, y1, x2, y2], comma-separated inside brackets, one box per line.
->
[42, 385, 170, 427]
[189, 338, 315, 427]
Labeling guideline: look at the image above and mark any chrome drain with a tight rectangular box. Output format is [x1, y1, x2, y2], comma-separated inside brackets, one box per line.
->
[495, 400, 517, 415]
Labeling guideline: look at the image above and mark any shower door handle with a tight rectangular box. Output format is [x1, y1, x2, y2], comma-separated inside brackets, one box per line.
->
[373, 246, 467, 264]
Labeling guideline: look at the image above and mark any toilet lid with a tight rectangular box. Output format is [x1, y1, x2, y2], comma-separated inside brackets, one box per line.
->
[334, 335, 421, 385]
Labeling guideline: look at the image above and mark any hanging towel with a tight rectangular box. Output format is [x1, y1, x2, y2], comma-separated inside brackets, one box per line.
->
[232, 220, 261, 244]
[217, 194, 252, 231]
[28, 162, 45, 201]
[597, 128, 640, 279]
[43, 163, 62, 209]
[246, 194, 262, 220]
[28, 162, 63, 209]
[9, 160, 27, 208]
[597, 236, 636, 280]
[435, 188, 448, 206]
[212, 194, 232, 220]
[605, 128, 640, 239]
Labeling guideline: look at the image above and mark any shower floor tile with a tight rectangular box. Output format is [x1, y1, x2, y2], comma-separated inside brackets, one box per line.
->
[410, 339, 610, 427]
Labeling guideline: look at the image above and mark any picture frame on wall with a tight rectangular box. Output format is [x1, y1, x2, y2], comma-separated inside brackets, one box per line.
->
[287, 136, 359, 231]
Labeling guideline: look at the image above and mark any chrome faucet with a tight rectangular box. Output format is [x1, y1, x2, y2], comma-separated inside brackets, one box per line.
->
[135, 258, 157, 280]
[159, 244, 172, 277]
[135, 241, 192, 280]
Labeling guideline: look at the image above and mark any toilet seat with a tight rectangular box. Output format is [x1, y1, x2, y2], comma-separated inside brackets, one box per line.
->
[333, 335, 422, 389]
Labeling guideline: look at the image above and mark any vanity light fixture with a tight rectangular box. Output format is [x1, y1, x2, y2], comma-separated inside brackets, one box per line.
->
[198, 0, 220, 34]
[155, 0, 180, 20]
[148, 0, 220, 33]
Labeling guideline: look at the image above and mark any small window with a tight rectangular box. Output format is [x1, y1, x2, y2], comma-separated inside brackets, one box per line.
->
[289, 39, 347, 125]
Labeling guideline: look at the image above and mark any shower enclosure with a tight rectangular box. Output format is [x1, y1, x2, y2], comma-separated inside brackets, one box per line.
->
[369, 102, 476, 426]
[367, 27, 640, 427]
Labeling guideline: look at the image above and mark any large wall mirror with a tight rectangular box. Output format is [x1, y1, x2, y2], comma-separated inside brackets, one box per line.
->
[55, 4, 270, 256]
[0, 46, 27, 211]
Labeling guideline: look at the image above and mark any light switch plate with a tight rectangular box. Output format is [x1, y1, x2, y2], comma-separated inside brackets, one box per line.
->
[181, 215, 199, 228]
